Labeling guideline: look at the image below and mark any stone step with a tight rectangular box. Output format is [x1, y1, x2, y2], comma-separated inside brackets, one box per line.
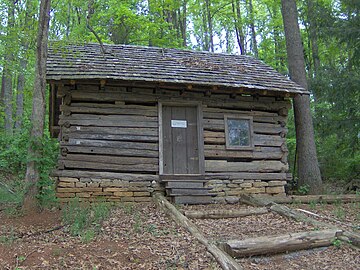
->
[173, 195, 213, 205]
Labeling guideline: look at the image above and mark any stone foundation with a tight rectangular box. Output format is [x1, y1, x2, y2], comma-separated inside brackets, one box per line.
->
[206, 179, 287, 204]
[56, 177, 287, 204]
[56, 177, 160, 203]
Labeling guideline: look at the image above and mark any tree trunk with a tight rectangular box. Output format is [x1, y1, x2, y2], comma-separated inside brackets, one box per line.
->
[23, 0, 51, 212]
[2, 1, 16, 135]
[232, 0, 245, 55]
[307, 0, 320, 75]
[248, 0, 258, 58]
[180, 0, 187, 47]
[14, 58, 26, 131]
[281, 0, 322, 194]
[205, 0, 213, 52]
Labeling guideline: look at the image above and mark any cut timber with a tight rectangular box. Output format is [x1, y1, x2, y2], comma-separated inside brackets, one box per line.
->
[153, 193, 243, 270]
[183, 207, 269, 219]
[239, 194, 360, 248]
[221, 229, 342, 257]
[269, 194, 360, 204]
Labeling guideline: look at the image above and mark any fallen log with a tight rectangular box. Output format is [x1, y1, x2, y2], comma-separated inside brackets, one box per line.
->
[183, 207, 269, 219]
[153, 193, 243, 270]
[240, 194, 360, 248]
[270, 194, 360, 204]
[220, 229, 342, 258]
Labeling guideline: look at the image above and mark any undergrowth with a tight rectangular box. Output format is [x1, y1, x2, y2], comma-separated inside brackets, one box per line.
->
[62, 199, 112, 242]
[0, 124, 59, 210]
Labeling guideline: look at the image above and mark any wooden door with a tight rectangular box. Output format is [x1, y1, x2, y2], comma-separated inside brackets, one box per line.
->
[162, 106, 200, 174]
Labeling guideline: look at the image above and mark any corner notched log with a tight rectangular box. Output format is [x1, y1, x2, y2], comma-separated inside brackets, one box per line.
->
[220, 229, 342, 257]
[153, 193, 243, 270]
[183, 207, 269, 219]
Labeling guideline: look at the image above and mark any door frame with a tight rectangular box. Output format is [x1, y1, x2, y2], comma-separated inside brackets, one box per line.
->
[158, 101, 205, 175]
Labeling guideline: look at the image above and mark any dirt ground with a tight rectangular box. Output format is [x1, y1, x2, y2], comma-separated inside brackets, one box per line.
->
[0, 201, 359, 270]
[0, 203, 219, 269]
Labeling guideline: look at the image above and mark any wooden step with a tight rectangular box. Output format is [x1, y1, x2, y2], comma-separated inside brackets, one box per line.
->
[173, 195, 213, 205]
[160, 174, 204, 181]
[166, 181, 205, 189]
[167, 188, 211, 196]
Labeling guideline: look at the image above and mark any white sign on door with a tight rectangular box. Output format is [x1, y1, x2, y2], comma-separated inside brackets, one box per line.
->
[171, 120, 187, 128]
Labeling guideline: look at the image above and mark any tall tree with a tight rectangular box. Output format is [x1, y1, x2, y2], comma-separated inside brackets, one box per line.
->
[281, 0, 322, 194]
[248, 0, 258, 57]
[2, 0, 16, 134]
[24, 0, 51, 211]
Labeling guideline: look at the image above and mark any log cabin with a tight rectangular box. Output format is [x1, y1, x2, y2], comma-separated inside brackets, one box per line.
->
[47, 43, 308, 204]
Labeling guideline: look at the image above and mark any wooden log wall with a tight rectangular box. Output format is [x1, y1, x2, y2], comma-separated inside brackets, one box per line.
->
[53, 80, 291, 202]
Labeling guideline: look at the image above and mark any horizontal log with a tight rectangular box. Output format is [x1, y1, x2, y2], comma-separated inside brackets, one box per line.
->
[63, 133, 158, 143]
[203, 112, 286, 124]
[65, 139, 158, 151]
[59, 119, 158, 128]
[205, 160, 288, 173]
[203, 107, 279, 117]
[66, 91, 158, 103]
[203, 120, 285, 135]
[60, 160, 158, 172]
[60, 113, 157, 122]
[204, 99, 291, 112]
[52, 170, 159, 181]
[270, 194, 360, 204]
[61, 104, 157, 116]
[63, 126, 158, 136]
[62, 145, 158, 158]
[205, 172, 288, 180]
[183, 207, 269, 219]
[61, 154, 158, 165]
[221, 229, 342, 257]
[204, 149, 284, 160]
[204, 134, 285, 147]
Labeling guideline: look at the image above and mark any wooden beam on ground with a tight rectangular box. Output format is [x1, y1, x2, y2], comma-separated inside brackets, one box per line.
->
[183, 207, 269, 219]
[270, 194, 360, 204]
[153, 193, 243, 270]
[239, 194, 360, 248]
[220, 229, 342, 258]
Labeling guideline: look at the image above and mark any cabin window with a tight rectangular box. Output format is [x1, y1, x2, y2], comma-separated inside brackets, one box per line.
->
[224, 115, 253, 150]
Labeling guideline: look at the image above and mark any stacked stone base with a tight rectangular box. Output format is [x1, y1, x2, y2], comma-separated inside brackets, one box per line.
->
[206, 179, 287, 204]
[56, 177, 160, 203]
[56, 177, 287, 204]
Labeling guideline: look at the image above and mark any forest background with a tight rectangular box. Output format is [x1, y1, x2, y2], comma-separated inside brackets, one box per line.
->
[0, 0, 359, 205]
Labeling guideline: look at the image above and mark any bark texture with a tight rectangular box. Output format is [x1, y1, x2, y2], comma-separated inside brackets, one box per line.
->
[24, 0, 51, 211]
[221, 229, 342, 257]
[281, 0, 322, 194]
[2, 1, 15, 135]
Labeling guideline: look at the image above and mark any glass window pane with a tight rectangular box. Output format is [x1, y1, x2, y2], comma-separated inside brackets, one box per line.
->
[227, 118, 250, 147]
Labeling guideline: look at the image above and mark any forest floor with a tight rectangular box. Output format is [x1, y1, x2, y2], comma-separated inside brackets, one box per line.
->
[0, 200, 359, 269]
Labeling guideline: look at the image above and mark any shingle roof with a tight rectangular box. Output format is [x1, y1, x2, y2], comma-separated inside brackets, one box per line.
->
[46, 43, 308, 95]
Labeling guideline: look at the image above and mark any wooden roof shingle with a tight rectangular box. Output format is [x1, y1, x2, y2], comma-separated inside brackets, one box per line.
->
[46, 43, 308, 95]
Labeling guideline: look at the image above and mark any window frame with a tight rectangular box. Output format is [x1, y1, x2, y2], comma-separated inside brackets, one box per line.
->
[224, 115, 254, 150]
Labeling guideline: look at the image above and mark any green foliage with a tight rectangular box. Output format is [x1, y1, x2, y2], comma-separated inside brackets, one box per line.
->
[298, 184, 310, 195]
[0, 124, 59, 209]
[331, 238, 342, 248]
[62, 199, 111, 240]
